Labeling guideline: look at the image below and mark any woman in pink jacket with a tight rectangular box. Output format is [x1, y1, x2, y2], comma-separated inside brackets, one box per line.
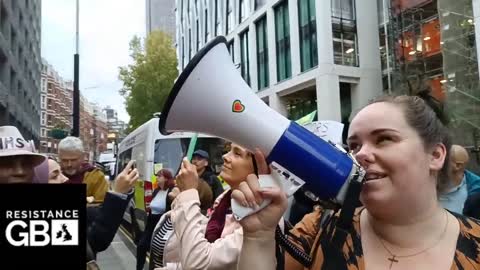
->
[151, 142, 270, 270]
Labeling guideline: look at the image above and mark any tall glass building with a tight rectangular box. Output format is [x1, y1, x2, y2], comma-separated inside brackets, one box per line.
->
[175, 0, 383, 143]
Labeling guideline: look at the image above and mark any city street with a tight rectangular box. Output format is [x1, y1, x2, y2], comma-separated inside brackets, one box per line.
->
[97, 226, 147, 270]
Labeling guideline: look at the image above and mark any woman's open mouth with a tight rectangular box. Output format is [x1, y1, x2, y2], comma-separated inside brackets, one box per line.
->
[364, 171, 387, 182]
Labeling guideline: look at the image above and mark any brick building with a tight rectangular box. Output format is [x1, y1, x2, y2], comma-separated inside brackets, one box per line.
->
[41, 59, 108, 159]
[40, 60, 73, 153]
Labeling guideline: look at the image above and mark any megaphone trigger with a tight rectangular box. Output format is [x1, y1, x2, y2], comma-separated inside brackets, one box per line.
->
[232, 162, 305, 221]
[269, 162, 305, 196]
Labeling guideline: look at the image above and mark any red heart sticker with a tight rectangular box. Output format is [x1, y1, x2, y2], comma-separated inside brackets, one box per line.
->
[232, 100, 245, 113]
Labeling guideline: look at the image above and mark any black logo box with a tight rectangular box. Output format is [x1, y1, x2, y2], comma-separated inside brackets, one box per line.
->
[0, 184, 86, 269]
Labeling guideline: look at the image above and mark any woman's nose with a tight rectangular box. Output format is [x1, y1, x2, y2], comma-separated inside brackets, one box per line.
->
[222, 152, 231, 163]
[354, 145, 375, 168]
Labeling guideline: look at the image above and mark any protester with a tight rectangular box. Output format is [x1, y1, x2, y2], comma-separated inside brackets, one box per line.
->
[234, 94, 480, 269]
[439, 144, 480, 215]
[58, 136, 108, 203]
[192, 149, 224, 200]
[86, 160, 138, 268]
[0, 126, 46, 183]
[149, 143, 283, 270]
[136, 169, 175, 270]
[149, 173, 213, 270]
[47, 158, 68, 184]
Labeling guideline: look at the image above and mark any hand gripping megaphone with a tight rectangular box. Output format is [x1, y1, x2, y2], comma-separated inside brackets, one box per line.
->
[159, 36, 365, 219]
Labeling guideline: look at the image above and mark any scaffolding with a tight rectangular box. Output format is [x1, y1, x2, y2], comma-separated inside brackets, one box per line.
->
[381, 0, 480, 165]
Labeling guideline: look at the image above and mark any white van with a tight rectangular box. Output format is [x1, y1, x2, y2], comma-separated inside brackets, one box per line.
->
[116, 117, 225, 240]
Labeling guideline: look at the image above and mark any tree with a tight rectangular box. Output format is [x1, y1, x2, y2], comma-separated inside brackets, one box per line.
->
[119, 31, 178, 131]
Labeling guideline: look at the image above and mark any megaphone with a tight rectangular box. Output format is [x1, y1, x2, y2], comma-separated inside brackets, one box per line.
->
[159, 36, 364, 218]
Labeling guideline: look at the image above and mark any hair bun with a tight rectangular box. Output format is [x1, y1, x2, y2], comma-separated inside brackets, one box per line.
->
[416, 89, 450, 126]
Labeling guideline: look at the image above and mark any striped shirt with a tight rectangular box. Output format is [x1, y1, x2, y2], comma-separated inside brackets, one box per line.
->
[151, 215, 174, 268]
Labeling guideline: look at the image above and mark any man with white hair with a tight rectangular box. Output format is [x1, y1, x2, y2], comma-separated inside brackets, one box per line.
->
[58, 136, 108, 203]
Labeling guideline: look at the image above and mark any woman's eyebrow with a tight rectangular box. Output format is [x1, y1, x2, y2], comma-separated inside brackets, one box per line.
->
[371, 128, 399, 135]
[347, 128, 399, 141]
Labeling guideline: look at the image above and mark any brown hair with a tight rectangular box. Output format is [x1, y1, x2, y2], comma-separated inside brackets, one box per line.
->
[368, 95, 451, 193]
[197, 179, 213, 213]
[156, 168, 175, 190]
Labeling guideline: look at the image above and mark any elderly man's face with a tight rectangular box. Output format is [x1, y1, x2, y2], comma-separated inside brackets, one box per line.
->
[58, 150, 84, 176]
[0, 155, 35, 183]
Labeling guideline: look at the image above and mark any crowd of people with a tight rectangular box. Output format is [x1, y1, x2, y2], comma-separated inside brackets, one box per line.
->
[2, 92, 480, 269]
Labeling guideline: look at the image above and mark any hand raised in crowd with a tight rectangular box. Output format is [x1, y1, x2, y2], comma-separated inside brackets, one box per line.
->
[113, 160, 139, 194]
[168, 187, 181, 200]
[232, 149, 288, 234]
[175, 157, 199, 191]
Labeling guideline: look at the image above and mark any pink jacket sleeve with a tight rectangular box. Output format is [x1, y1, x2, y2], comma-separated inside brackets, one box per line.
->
[170, 189, 244, 270]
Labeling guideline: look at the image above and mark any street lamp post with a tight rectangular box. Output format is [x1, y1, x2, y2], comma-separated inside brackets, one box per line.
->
[72, 0, 80, 137]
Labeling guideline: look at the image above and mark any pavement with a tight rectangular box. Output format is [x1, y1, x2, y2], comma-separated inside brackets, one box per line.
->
[96, 226, 149, 270]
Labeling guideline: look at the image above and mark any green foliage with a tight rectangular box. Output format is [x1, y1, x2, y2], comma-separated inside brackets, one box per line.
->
[119, 31, 178, 131]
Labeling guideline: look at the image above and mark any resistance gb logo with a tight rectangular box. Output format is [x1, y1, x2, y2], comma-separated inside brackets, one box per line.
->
[5, 210, 79, 247]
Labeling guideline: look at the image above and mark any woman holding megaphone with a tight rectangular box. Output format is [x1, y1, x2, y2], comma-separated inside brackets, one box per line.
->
[233, 94, 480, 270]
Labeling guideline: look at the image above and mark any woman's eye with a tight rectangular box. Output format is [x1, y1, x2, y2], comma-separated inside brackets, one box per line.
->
[349, 143, 361, 153]
[376, 136, 392, 145]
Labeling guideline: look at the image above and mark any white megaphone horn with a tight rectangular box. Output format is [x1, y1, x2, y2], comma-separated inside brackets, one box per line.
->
[159, 36, 364, 219]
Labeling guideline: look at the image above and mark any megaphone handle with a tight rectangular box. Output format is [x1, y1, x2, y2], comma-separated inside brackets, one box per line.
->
[231, 173, 282, 221]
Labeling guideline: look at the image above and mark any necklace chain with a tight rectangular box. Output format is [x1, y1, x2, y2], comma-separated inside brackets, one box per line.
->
[373, 210, 449, 268]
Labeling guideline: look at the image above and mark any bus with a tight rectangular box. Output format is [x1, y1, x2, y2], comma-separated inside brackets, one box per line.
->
[116, 116, 225, 240]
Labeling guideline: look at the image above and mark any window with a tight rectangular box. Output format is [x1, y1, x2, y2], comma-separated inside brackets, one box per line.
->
[339, 83, 352, 143]
[275, 1, 291, 81]
[240, 30, 250, 85]
[41, 95, 46, 109]
[331, 0, 355, 21]
[215, 0, 221, 35]
[226, 0, 233, 34]
[182, 36, 185, 69]
[331, 0, 358, 66]
[298, 0, 318, 71]
[41, 78, 46, 92]
[41, 128, 46, 137]
[11, 28, 16, 57]
[228, 40, 234, 63]
[332, 30, 358, 66]
[195, 0, 200, 15]
[239, 0, 246, 23]
[255, 0, 267, 10]
[187, 0, 190, 23]
[181, 0, 184, 23]
[154, 138, 190, 175]
[204, 3, 210, 42]
[196, 0, 200, 51]
[196, 19, 200, 51]
[41, 112, 46, 126]
[256, 17, 269, 89]
[188, 29, 192, 59]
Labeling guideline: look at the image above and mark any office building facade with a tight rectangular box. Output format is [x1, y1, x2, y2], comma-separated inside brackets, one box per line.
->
[176, 0, 382, 142]
[0, 0, 42, 142]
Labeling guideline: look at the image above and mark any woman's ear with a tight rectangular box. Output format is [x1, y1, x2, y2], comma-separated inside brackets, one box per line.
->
[429, 143, 447, 171]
